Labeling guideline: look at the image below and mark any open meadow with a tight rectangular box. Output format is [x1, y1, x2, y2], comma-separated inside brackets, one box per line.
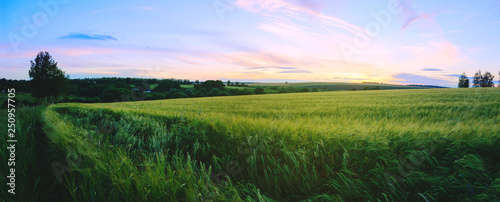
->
[22, 88, 499, 201]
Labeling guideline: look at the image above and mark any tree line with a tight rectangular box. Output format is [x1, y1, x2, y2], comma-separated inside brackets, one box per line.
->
[458, 70, 498, 88]
[1, 52, 273, 106]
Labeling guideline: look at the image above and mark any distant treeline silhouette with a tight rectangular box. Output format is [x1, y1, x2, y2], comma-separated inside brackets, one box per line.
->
[458, 70, 498, 88]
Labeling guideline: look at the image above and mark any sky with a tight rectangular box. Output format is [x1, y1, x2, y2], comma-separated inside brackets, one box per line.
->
[1, 0, 500, 86]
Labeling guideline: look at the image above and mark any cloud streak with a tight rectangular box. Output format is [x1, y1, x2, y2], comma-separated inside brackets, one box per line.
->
[235, 0, 367, 35]
[421, 68, 442, 71]
[279, 70, 312, 73]
[58, 33, 117, 41]
[247, 66, 297, 70]
[391, 73, 451, 86]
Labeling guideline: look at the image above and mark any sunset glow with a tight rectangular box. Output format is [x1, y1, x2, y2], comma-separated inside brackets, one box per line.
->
[2, 0, 500, 86]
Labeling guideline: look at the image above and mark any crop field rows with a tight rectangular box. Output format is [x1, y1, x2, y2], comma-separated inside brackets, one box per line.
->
[40, 88, 500, 201]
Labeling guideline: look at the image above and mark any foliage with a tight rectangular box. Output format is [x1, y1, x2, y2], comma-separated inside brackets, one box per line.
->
[210, 88, 221, 96]
[254, 87, 265, 94]
[481, 71, 495, 87]
[101, 87, 132, 102]
[473, 70, 495, 87]
[0, 78, 30, 92]
[184, 89, 193, 96]
[459, 72, 470, 88]
[196, 80, 226, 91]
[28, 51, 70, 102]
[153, 79, 182, 93]
[300, 87, 311, 92]
[217, 91, 230, 96]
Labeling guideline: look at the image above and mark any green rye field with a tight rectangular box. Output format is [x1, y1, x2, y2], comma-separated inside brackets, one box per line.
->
[3, 88, 500, 201]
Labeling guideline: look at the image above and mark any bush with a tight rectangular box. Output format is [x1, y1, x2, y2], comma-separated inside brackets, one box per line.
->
[174, 92, 188, 98]
[228, 89, 239, 95]
[237, 89, 253, 95]
[254, 87, 265, 94]
[217, 91, 230, 96]
[153, 79, 182, 93]
[193, 91, 204, 97]
[100, 87, 132, 102]
[184, 89, 193, 96]
[210, 88, 221, 96]
[146, 93, 165, 100]
[167, 88, 181, 98]
[88, 97, 100, 103]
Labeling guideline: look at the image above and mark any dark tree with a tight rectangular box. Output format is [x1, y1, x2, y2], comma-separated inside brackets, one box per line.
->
[100, 87, 132, 102]
[184, 89, 193, 96]
[193, 91, 204, 97]
[481, 71, 495, 87]
[28, 51, 70, 103]
[227, 80, 231, 86]
[472, 70, 482, 87]
[300, 88, 311, 92]
[167, 88, 181, 98]
[153, 79, 182, 93]
[254, 87, 265, 94]
[196, 80, 225, 91]
[217, 91, 230, 96]
[458, 72, 469, 88]
[210, 88, 221, 96]
[113, 81, 129, 89]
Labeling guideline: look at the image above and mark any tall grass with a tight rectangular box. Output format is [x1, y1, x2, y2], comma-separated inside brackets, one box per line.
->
[0, 106, 68, 201]
[40, 88, 500, 201]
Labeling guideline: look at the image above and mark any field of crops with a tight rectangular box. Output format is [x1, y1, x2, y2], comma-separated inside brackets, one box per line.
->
[36, 88, 500, 201]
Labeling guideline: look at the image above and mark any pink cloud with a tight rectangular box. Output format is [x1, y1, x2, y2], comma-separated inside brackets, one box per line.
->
[288, 0, 325, 13]
[236, 0, 366, 35]
[401, 13, 437, 30]
[398, 40, 466, 69]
